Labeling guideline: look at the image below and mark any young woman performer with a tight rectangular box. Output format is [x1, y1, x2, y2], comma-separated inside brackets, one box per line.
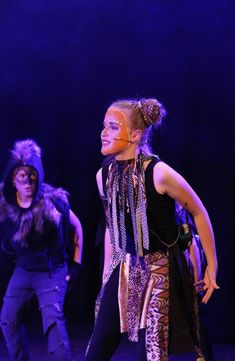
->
[86, 98, 218, 361]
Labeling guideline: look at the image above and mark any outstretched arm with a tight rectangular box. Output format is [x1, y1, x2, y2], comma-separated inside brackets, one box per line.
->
[154, 161, 219, 303]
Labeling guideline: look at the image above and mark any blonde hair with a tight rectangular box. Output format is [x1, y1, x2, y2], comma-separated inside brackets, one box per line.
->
[109, 98, 166, 153]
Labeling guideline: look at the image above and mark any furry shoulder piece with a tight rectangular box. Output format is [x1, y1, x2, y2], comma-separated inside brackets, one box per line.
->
[0, 182, 70, 247]
[40, 183, 69, 205]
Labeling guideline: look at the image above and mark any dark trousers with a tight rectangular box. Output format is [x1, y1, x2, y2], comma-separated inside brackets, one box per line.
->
[85, 266, 147, 361]
[0, 264, 71, 361]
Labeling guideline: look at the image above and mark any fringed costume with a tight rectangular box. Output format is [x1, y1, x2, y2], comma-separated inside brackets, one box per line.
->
[88, 153, 204, 361]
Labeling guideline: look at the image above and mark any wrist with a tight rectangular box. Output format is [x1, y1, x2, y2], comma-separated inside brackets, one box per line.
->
[207, 260, 218, 268]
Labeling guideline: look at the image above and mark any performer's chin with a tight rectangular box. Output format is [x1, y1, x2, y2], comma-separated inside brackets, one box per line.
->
[101, 147, 109, 155]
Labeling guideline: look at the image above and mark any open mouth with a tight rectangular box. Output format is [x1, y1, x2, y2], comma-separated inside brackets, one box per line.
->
[102, 140, 110, 146]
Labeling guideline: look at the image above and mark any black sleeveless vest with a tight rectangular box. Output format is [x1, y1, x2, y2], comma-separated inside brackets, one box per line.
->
[102, 157, 179, 254]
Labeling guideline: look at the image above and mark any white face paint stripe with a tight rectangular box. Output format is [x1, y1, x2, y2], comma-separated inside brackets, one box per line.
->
[103, 120, 123, 127]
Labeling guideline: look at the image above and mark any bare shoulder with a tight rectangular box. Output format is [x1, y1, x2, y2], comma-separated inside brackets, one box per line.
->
[154, 160, 175, 173]
[154, 161, 184, 180]
[153, 161, 173, 193]
[153, 161, 186, 194]
[69, 209, 82, 227]
[153, 161, 203, 214]
[96, 168, 104, 196]
[96, 168, 102, 181]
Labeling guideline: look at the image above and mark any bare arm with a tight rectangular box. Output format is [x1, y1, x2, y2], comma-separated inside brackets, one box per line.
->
[96, 168, 113, 283]
[154, 161, 219, 303]
[189, 235, 203, 285]
[69, 209, 83, 264]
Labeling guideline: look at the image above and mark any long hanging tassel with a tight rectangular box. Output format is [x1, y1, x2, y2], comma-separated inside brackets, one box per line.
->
[106, 163, 121, 259]
[106, 184, 115, 247]
[135, 179, 144, 256]
[137, 155, 150, 251]
[126, 166, 143, 256]
[111, 174, 121, 257]
[118, 165, 127, 252]
[105, 154, 153, 257]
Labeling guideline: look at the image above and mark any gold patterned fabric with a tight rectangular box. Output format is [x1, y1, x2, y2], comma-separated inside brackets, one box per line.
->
[118, 251, 170, 361]
[93, 248, 205, 361]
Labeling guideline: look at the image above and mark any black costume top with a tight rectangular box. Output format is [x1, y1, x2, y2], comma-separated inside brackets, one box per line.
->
[102, 157, 179, 254]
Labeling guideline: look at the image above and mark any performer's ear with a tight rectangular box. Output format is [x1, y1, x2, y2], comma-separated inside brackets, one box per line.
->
[131, 129, 142, 143]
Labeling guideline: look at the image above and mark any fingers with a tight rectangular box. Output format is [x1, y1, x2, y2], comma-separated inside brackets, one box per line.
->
[194, 280, 204, 286]
[201, 282, 220, 303]
[194, 279, 220, 301]
[210, 280, 220, 289]
[194, 280, 205, 294]
[202, 286, 214, 304]
[195, 265, 220, 303]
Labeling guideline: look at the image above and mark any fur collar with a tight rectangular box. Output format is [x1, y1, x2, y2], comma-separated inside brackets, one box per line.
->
[0, 183, 69, 247]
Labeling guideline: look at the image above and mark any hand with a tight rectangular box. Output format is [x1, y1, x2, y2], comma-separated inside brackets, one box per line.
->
[198, 264, 220, 304]
[66, 261, 81, 291]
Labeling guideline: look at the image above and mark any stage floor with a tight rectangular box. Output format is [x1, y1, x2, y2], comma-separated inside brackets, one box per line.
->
[0, 322, 234, 360]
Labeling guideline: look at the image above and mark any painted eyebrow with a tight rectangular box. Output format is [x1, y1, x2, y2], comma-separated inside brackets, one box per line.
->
[103, 120, 120, 126]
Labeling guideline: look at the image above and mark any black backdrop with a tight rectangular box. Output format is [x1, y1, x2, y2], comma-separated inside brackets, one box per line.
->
[0, 0, 234, 342]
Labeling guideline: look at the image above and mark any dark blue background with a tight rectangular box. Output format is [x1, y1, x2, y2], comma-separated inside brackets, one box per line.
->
[0, 0, 234, 342]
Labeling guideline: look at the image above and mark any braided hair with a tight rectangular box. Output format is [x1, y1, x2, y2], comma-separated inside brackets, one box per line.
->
[110, 98, 166, 153]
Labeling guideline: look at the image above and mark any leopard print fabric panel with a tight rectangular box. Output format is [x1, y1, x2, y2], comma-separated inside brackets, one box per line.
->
[145, 252, 169, 361]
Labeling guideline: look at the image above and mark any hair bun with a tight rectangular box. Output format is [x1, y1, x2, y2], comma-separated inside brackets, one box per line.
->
[139, 98, 166, 127]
